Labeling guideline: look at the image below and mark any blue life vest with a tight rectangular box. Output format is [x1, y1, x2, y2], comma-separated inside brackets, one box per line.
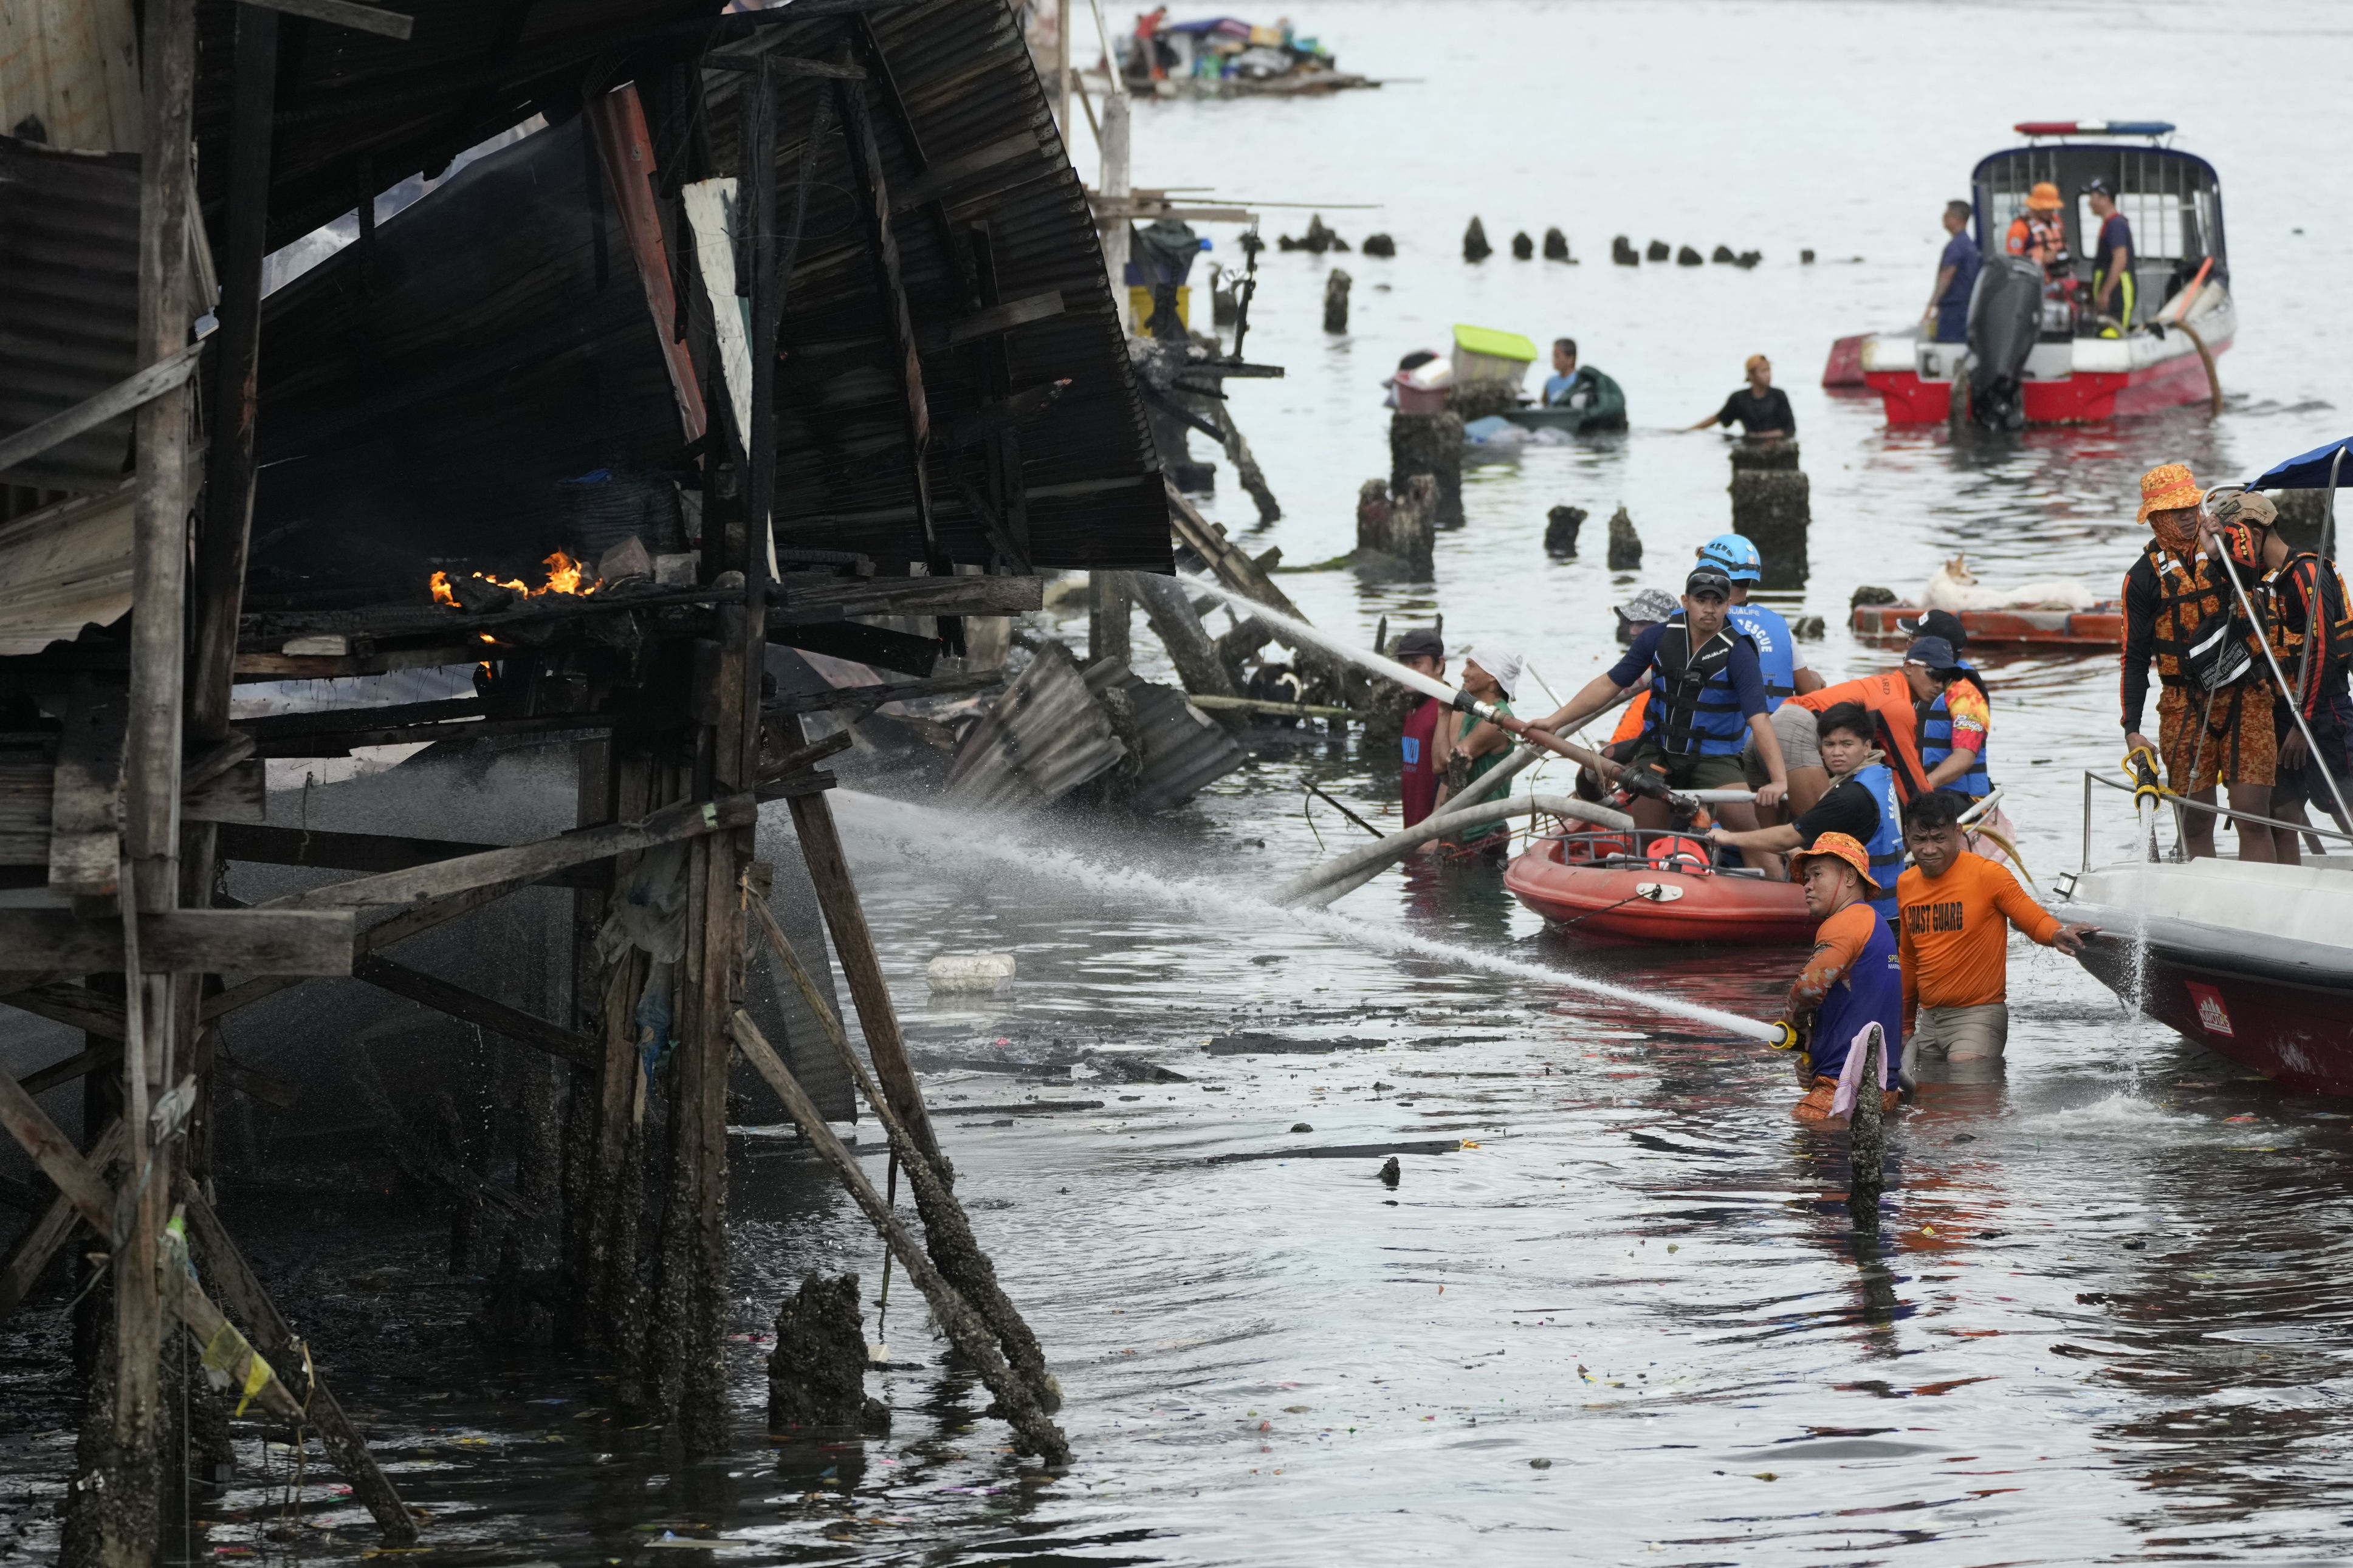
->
[1918, 668, 1991, 798]
[1642, 617, 1756, 757]
[1852, 762, 1907, 928]
[1726, 602, 1796, 709]
[1809, 909, 1903, 1083]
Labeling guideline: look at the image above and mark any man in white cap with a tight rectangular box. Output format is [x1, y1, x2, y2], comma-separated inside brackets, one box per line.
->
[1429, 645, 1520, 858]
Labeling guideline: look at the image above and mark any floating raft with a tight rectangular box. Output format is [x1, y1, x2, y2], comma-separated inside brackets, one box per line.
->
[1852, 601, 2123, 649]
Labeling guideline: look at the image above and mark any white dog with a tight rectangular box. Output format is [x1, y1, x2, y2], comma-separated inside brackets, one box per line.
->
[1920, 554, 2097, 612]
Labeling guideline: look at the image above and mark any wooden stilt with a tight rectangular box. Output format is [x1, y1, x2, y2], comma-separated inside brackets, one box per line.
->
[781, 782, 943, 1169]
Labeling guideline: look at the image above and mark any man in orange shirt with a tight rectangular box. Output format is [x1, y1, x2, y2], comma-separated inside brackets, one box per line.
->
[1777, 832, 1903, 1127]
[1896, 792, 2098, 1070]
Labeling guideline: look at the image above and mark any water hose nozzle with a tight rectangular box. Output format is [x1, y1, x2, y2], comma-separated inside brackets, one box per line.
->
[2122, 746, 2163, 806]
[1765, 1019, 1800, 1052]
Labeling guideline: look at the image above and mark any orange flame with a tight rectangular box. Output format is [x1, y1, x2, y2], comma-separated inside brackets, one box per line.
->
[430, 550, 599, 606]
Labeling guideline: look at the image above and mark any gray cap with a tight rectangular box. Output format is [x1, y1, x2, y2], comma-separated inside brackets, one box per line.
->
[1394, 627, 1445, 659]
[1615, 587, 1680, 626]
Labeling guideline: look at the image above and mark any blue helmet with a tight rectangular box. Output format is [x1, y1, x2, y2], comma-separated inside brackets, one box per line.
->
[1696, 532, 1762, 583]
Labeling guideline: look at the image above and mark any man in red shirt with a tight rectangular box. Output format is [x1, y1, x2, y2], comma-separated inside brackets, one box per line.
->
[1395, 628, 1448, 826]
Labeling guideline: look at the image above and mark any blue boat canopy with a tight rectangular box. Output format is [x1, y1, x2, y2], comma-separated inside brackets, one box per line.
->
[2252, 440, 2353, 490]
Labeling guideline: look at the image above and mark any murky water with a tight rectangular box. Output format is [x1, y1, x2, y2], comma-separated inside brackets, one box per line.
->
[10, 1, 2353, 1562]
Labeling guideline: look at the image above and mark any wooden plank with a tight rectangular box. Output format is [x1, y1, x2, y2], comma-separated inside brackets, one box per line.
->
[249, 713, 608, 759]
[231, 646, 478, 678]
[839, 77, 941, 567]
[890, 131, 1039, 213]
[198, 878, 517, 1023]
[0, 1120, 123, 1322]
[182, 758, 263, 823]
[777, 573, 1043, 620]
[0, 1064, 112, 1225]
[0, 909, 354, 974]
[238, 697, 480, 739]
[233, 0, 413, 40]
[274, 792, 756, 911]
[180, 1186, 416, 1541]
[584, 83, 707, 443]
[937, 290, 1065, 349]
[47, 679, 125, 897]
[0, 342, 203, 482]
[216, 822, 600, 885]
[350, 953, 596, 1068]
[763, 671, 1001, 717]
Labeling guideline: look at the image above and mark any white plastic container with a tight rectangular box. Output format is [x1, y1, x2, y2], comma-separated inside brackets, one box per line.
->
[926, 953, 1018, 992]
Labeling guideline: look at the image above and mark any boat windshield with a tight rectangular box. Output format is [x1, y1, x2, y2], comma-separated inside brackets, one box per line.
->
[1973, 145, 2225, 326]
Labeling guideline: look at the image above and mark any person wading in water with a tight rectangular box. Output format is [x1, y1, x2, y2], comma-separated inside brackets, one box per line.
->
[1394, 628, 1449, 828]
[1707, 702, 1905, 925]
[1770, 832, 1903, 1128]
[1429, 646, 1519, 860]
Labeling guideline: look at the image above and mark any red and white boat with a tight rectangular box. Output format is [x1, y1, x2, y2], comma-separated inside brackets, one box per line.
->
[1839, 122, 2234, 426]
[1505, 830, 1814, 947]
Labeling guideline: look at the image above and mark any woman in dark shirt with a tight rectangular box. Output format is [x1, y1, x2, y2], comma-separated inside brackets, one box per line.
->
[1688, 354, 1795, 439]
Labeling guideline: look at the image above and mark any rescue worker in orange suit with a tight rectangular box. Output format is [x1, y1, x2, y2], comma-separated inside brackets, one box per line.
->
[2213, 491, 2353, 863]
[1769, 832, 1902, 1128]
[1394, 627, 1448, 827]
[2005, 182, 2072, 286]
[2121, 464, 2276, 861]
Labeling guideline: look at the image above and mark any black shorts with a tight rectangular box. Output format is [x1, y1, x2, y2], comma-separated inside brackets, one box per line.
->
[2274, 691, 2353, 813]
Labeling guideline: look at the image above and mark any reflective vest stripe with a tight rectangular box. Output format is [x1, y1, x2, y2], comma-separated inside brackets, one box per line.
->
[1855, 762, 1907, 925]
[1918, 676, 1991, 797]
[1643, 620, 1754, 756]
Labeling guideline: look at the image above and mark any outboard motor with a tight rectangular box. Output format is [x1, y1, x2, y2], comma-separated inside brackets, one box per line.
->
[1962, 255, 2044, 431]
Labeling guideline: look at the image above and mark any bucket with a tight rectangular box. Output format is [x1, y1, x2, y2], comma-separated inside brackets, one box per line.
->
[926, 953, 1018, 993]
[1392, 357, 1453, 413]
[1450, 323, 1537, 389]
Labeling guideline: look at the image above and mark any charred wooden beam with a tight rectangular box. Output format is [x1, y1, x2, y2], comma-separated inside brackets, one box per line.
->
[889, 131, 1039, 214]
[0, 1120, 122, 1321]
[47, 679, 124, 898]
[763, 670, 1000, 716]
[215, 822, 605, 885]
[270, 792, 755, 912]
[351, 953, 596, 1069]
[930, 290, 1065, 351]
[0, 909, 354, 974]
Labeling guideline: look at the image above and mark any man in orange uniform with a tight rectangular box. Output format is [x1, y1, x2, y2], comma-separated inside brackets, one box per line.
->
[2005, 182, 2070, 279]
[2121, 463, 2276, 860]
[1776, 833, 1903, 1127]
[1771, 673, 1928, 819]
[1896, 791, 2098, 1072]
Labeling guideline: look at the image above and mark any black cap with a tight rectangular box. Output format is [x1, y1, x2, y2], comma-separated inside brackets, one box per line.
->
[2080, 177, 2114, 197]
[1905, 635, 1958, 668]
[1897, 607, 1970, 650]
[1685, 565, 1734, 600]
[1395, 627, 1445, 659]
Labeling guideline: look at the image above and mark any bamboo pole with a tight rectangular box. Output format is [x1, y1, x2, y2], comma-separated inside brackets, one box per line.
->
[744, 892, 1059, 1414]
[726, 1011, 1070, 1465]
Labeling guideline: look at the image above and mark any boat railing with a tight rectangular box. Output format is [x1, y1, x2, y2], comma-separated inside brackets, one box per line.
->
[2079, 768, 2353, 872]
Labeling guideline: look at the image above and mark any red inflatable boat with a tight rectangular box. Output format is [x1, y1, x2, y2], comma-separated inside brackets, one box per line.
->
[1504, 831, 1813, 947]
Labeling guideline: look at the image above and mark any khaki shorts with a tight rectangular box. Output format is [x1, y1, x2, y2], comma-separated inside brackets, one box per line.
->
[1625, 742, 1749, 792]
[1903, 1001, 2009, 1070]
[1744, 702, 1821, 786]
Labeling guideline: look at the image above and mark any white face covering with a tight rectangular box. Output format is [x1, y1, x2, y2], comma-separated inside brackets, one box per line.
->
[1467, 646, 1522, 700]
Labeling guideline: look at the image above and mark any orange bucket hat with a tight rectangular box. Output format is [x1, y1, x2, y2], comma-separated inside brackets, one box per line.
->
[1790, 832, 1880, 893]
[2025, 181, 2063, 212]
[2137, 462, 2201, 523]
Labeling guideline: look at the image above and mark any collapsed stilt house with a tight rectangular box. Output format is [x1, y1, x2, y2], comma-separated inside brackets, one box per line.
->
[0, 0, 1166, 1551]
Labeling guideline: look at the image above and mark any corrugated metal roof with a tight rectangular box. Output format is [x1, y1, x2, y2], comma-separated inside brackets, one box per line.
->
[0, 135, 140, 493]
[945, 639, 1122, 811]
[700, 0, 1169, 571]
[1080, 656, 1246, 813]
[239, 0, 1169, 594]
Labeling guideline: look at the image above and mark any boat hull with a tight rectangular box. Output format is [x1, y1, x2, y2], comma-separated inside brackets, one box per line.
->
[2062, 858, 2353, 1097]
[1852, 600, 2121, 649]
[1504, 838, 1813, 946]
[1859, 292, 2234, 426]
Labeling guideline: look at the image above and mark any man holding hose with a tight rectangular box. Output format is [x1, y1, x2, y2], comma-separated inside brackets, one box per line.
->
[1531, 566, 1788, 845]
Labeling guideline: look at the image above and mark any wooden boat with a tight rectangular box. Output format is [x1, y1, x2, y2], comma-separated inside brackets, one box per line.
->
[1852, 600, 2123, 648]
[1504, 831, 1813, 947]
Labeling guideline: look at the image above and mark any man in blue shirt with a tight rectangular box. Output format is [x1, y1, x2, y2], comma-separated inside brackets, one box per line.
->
[2083, 178, 2135, 332]
[1542, 338, 1589, 405]
[1922, 200, 1980, 344]
[1530, 565, 1789, 840]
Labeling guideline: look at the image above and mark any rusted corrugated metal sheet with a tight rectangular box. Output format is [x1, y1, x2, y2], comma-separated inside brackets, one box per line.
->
[1081, 656, 1246, 813]
[698, 0, 1169, 572]
[0, 135, 140, 493]
[946, 640, 1122, 811]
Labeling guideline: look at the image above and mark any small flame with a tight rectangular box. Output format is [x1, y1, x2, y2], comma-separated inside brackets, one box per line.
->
[429, 550, 599, 607]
